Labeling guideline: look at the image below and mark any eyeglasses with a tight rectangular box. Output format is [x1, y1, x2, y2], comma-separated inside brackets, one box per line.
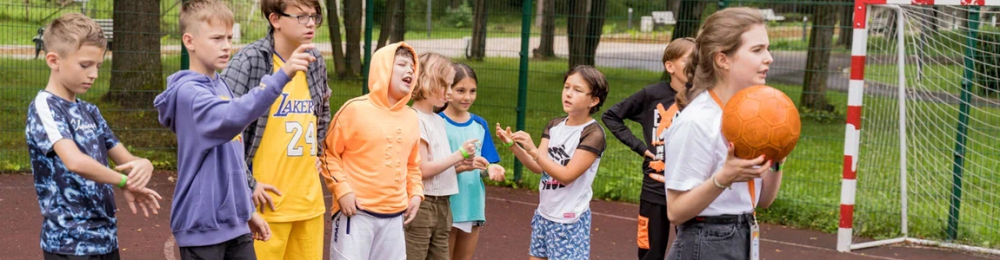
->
[278, 11, 323, 26]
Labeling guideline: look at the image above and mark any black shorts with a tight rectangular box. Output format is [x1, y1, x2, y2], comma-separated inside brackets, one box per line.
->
[179, 234, 256, 260]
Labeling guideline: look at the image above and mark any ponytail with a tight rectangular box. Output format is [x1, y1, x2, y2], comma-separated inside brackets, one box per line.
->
[675, 49, 701, 110]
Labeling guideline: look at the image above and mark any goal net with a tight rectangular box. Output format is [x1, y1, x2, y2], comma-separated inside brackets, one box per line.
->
[840, 2, 1000, 255]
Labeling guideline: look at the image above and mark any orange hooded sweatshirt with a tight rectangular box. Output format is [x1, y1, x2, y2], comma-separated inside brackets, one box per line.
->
[321, 42, 423, 216]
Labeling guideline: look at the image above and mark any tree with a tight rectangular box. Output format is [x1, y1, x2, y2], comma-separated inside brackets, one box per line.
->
[452, 0, 462, 9]
[801, 0, 837, 112]
[535, 0, 544, 28]
[376, 0, 398, 49]
[105, 0, 161, 109]
[669, 0, 681, 18]
[671, 0, 703, 40]
[533, 0, 556, 59]
[583, 0, 606, 65]
[836, 5, 853, 46]
[567, 0, 589, 67]
[344, 0, 363, 75]
[390, 0, 406, 43]
[468, 0, 487, 60]
[326, 0, 348, 77]
[567, 0, 608, 68]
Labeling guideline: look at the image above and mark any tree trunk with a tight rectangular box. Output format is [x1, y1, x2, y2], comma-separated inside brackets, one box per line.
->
[583, 0, 607, 66]
[105, 0, 161, 109]
[344, 0, 362, 76]
[801, 1, 837, 112]
[669, 0, 682, 18]
[327, 0, 348, 77]
[672, 0, 707, 40]
[376, 0, 398, 49]
[468, 0, 487, 60]
[836, 3, 853, 46]
[568, 0, 590, 68]
[932, 7, 940, 31]
[535, 0, 544, 28]
[534, 0, 556, 59]
[390, 0, 405, 43]
[452, 0, 462, 9]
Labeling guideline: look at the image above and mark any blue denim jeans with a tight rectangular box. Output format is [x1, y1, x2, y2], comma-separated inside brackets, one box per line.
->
[665, 215, 751, 260]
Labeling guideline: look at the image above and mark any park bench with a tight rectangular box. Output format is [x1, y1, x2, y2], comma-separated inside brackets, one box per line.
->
[640, 11, 675, 32]
[651, 11, 677, 26]
[759, 9, 786, 22]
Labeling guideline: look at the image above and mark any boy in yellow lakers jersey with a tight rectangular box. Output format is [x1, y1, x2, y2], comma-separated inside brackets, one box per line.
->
[220, 0, 330, 259]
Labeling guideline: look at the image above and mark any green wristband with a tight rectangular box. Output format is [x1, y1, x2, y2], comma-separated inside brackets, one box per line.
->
[503, 140, 514, 148]
[461, 148, 471, 159]
[118, 174, 128, 188]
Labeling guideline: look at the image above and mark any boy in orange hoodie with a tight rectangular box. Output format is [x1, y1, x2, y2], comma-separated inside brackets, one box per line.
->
[320, 42, 424, 260]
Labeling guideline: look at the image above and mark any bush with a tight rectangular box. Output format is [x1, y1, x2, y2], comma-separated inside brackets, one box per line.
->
[973, 31, 1000, 96]
[782, 13, 810, 23]
[444, 2, 474, 28]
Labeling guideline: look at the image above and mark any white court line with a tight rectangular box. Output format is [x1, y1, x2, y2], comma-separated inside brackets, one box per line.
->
[306, 195, 907, 259]
[164, 236, 177, 260]
[485, 196, 908, 260]
[0, 186, 32, 189]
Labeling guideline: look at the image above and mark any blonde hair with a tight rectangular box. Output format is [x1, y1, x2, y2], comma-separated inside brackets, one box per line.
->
[42, 13, 107, 56]
[411, 53, 454, 101]
[180, 0, 235, 35]
[677, 7, 766, 110]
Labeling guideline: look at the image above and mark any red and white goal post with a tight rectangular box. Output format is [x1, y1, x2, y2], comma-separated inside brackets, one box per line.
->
[841, 0, 1000, 255]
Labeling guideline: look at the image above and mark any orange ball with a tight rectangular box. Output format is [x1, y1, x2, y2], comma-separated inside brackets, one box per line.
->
[721, 85, 801, 162]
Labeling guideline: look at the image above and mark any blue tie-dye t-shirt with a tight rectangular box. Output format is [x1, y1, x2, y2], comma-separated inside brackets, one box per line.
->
[25, 90, 120, 255]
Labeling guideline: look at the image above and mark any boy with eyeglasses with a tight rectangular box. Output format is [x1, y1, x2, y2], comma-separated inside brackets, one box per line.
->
[220, 0, 331, 259]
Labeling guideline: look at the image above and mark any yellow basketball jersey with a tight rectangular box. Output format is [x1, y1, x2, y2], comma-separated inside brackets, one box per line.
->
[250, 55, 325, 222]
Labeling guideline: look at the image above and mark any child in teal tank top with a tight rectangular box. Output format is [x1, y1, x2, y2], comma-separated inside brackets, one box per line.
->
[439, 63, 505, 260]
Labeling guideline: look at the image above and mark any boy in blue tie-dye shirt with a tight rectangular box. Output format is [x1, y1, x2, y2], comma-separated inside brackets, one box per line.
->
[25, 13, 162, 260]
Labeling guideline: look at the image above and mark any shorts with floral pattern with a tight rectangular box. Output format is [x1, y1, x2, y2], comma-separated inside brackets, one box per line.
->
[528, 209, 591, 260]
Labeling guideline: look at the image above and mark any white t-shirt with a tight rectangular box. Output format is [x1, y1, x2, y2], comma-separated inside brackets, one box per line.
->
[417, 110, 459, 196]
[663, 91, 761, 216]
[537, 117, 606, 224]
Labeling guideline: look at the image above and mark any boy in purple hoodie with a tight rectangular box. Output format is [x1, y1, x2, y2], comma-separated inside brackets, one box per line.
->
[152, 0, 316, 259]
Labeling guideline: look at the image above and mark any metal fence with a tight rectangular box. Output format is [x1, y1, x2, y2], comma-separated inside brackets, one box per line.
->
[7, 0, 995, 251]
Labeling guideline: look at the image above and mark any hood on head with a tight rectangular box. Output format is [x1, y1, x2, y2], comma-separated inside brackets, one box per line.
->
[368, 42, 419, 110]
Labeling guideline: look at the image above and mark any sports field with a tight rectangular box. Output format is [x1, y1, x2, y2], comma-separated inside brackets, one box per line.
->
[1, 173, 996, 259]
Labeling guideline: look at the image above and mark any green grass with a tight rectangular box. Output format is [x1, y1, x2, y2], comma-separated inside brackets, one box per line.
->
[866, 63, 1000, 99]
[0, 55, 181, 171]
[0, 19, 43, 45]
[2, 53, 999, 249]
[866, 64, 964, 95]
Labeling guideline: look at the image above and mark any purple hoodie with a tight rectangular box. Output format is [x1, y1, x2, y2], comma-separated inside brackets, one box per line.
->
[154, 70, 290, 247]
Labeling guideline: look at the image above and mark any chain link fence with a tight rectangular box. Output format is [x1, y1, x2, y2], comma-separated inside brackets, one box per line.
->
[10, 0, 995, 251]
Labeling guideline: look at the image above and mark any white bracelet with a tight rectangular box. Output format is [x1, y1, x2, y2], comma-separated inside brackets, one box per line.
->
[712, 176, 731, 190]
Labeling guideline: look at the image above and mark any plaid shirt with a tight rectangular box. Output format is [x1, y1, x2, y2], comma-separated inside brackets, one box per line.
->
[220, 34, 331, 191]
